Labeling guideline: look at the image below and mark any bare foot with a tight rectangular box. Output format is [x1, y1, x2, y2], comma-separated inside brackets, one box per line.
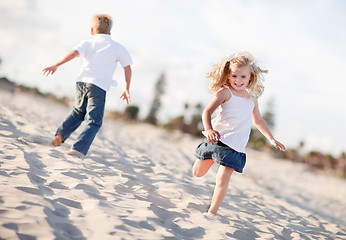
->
[67, 149, 86, 159]
[204, 212, 218, 219]
[51, 135, 63, 146]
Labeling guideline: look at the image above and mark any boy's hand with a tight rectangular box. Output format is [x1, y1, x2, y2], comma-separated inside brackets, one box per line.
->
[205, 129, 220, 143]
[43, 65, 58, 76]
[120, 89, 131, 104]
[270, 139, 286, 151]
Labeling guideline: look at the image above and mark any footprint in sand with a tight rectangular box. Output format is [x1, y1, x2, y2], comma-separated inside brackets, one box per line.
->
[48, 181, 69, 190]
[3, 155, 16, 160]
[16, 186, 42, 196]
[44, 205, 86, 239]
[74, 183, 107, 200]
[61, 171, 88, 180]
[55, 198, 82, 209]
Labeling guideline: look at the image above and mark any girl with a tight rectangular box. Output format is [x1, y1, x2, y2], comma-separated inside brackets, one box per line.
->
[193, 52, 285, 216]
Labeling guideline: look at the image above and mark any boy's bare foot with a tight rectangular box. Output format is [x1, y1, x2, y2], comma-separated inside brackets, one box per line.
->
[67, 149, 86, 159]
[51, 135, 63, 146]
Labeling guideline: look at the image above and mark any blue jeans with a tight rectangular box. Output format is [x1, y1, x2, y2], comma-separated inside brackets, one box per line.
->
[56, 82, 106, 155]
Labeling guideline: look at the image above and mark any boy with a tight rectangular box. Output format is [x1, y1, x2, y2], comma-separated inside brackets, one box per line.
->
[43, 14, 132, 158]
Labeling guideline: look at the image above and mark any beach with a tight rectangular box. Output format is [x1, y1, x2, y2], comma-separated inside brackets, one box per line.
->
[0, 90, 345, 240]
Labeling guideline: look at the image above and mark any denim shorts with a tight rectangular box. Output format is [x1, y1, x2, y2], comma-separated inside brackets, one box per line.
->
[195, 139, 246, 173]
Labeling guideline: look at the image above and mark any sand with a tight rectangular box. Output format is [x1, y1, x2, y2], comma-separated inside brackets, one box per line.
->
[0, 90, 345, 240]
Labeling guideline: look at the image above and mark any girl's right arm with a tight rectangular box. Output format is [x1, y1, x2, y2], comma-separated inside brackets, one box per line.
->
[202, 88, 230, 143]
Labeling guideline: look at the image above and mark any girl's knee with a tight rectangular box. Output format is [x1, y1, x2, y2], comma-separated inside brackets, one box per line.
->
[192, 159, 213, 177]
[193, 168, 205, 178]
[192, 163, 204, 177]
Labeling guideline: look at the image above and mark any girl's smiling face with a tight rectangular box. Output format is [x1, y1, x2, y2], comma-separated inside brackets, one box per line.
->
[228, 65, 251, 96]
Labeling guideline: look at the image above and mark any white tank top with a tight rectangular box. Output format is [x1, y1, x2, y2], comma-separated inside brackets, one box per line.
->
[211, 87, 255, 153]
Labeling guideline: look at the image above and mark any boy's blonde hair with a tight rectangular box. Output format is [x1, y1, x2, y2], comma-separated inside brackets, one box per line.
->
[91, 14, 113, 34]
[207, 52, 267, 99]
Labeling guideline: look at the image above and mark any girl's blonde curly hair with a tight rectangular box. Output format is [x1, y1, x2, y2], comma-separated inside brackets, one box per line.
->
[207, 52, 267, 99]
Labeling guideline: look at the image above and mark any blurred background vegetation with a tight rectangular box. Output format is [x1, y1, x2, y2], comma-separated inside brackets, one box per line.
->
[1, 58, 345, 179]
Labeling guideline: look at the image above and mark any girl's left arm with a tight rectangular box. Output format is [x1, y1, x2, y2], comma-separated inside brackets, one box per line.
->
[252, 100, 285, 151]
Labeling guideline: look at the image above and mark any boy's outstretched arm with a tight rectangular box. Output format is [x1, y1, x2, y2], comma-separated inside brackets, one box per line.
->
[120, 65, 132, 104]
[43, 50, 79, 76]
[252, 100, 285, 151]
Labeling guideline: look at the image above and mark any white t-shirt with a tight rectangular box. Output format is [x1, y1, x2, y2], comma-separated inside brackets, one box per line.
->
[73, 34, 132, 91]
[211, 87, 255, 153]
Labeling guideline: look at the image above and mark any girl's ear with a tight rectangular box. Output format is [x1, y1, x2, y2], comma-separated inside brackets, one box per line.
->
[91, 27, 95, 35]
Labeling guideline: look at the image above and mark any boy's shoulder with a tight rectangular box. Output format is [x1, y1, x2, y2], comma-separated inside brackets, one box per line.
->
[92, 35, 126, 47]
[74, 35, 131, 60]
[77, 35, 125, 48]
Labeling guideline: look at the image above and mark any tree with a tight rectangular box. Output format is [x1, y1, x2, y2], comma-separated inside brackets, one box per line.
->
[145, 73, 166, 125]
[123, 105, 140, 121]
[262, 97, 275, 130]
[189, 103, 203, 135]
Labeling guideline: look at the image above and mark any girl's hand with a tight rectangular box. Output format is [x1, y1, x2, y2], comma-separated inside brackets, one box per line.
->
[270, 139, 286, 151]
[205, 129, 220, 143]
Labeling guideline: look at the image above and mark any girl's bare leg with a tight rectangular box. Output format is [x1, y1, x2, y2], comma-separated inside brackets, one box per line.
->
[192, 159, 214, 177]
[208, 165, 234, 215]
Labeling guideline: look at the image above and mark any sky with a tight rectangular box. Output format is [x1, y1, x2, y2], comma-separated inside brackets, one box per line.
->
[0, 0, 345, 156]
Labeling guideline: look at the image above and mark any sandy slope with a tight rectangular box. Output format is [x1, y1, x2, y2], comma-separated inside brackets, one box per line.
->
[0, 90, 345, 240]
